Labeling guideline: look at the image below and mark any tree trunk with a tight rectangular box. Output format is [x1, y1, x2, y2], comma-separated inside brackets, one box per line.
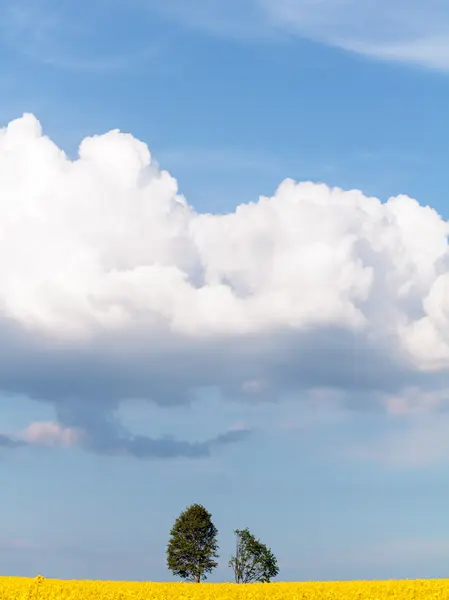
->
[194, 574, 200, 583]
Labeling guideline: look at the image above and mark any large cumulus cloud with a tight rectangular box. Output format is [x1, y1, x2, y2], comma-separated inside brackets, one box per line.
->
[1, 113, 449, 459]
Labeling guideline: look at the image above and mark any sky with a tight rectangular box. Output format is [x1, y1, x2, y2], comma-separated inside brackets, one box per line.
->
[2, 0, 449, 584]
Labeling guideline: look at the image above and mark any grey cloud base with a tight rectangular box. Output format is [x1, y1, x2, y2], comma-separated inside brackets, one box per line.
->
[0, 319, 446, 459]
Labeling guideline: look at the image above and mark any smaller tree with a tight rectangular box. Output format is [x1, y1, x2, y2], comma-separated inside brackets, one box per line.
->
[166, 503, 219, 583]
[229, 528, 279, 583]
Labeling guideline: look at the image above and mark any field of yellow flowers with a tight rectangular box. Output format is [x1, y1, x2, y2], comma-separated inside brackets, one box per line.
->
[0, 576, 449, 600]
[1, 576, 449, 600]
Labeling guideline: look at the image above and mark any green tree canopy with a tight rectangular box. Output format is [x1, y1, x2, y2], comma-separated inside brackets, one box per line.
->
[229, 528, 279, 583]
[166, 503, 219, 583]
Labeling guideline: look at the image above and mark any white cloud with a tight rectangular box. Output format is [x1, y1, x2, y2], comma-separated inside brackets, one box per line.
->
[20, 421, 83, 446]
[0, 113, 448, 368]
[1, 113, 449, 460]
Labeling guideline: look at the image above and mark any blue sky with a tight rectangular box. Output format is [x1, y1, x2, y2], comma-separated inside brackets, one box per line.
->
[2, 0, 449, 584]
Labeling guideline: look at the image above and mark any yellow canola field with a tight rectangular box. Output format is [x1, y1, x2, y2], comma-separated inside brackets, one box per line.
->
[1, 576, 449, 600]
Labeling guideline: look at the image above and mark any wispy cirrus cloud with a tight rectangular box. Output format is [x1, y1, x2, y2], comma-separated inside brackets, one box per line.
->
[3, 0, 447, 71]
[261, 0, 449, 70]
[146, 0, 449, 71]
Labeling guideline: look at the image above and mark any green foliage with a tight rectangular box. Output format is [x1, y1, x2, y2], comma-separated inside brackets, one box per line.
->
[229, 528, 279, 583]
[166, 503, 219, 583]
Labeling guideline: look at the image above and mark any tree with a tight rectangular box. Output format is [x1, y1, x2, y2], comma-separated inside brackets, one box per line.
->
[166, 503, 219, 583]
[229, 528, 279, 583]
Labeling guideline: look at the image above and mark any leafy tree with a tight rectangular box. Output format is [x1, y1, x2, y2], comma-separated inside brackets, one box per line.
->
[229, 528, 279, 583]
[166, 503, 219, 583]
